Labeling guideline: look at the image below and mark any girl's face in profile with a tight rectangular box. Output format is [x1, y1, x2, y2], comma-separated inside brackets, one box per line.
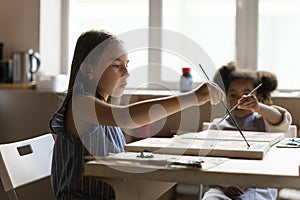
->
[227, 78, 256, 118]
[83, 42, 129, 100]
[97, 54, 129, 99]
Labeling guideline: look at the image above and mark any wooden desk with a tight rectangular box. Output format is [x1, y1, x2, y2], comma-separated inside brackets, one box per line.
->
[84, 146, 300, 200]
[0, 83, 36, 89]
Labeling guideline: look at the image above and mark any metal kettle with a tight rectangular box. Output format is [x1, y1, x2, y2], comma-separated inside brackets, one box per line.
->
[12, 49, 41, 83]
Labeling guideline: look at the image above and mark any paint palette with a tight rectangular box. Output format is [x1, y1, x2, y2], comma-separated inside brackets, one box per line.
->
[107, 152, 229, 170]
[276, 138, 300, 148]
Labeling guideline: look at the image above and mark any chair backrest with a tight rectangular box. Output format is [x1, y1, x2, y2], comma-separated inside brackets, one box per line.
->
[285, 125, 298, 138]
[0, 133, 54, 192]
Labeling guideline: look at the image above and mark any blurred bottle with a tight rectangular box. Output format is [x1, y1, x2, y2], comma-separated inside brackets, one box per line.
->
[0, 42, 3, 59]
[0, 42, 13, 83]
[180, 67, 193, 92]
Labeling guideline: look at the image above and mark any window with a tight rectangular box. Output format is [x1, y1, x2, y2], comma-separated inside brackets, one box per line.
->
[258, 0, 300, 90]
[67, 0, 236, 90]
[53, 0, 300, 91]
[162, 0, 236, 84]
[68, 0, 149, 88]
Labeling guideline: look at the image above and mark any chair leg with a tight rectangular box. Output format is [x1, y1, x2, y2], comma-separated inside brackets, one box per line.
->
[199, 184, 203, 200]
[7, 189, 18, 200]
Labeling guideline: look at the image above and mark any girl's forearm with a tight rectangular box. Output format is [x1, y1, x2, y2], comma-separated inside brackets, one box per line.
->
[257, 103, 283, 125]
[121, 91, 207, 128]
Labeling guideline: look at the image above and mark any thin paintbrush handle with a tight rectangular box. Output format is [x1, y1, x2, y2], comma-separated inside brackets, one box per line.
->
[218, 83, 263, 123]
[220, 101, 250, 147]
[249, 83, 263, 95]
[198, 64, 250, 148]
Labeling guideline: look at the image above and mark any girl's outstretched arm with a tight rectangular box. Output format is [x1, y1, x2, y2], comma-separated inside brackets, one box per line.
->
[72, 81, 225, 129]
[238, 94, 283, 125]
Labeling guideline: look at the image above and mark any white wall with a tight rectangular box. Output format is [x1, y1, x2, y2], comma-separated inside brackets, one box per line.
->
[0, 0, 62, 75]
[0, 0, 40, 57]
[39, 0, 62, 75]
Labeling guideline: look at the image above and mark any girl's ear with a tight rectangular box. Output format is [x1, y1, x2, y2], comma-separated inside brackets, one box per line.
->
[80, 64, 94, 80]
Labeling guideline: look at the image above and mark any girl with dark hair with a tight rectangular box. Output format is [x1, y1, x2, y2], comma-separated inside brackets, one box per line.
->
[49, 30, 225, 199]
[203, 63, 292, 200]
[256, 70, 278, 105]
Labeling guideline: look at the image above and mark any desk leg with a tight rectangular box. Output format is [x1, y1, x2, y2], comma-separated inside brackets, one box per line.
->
[101, 178, 176, 200]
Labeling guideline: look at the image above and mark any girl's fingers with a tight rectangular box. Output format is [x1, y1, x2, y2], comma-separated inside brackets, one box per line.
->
[206, 82, 225, 105]
[238, 95, 256, 106]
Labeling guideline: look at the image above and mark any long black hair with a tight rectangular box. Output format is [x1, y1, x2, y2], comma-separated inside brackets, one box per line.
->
[68, 30, 122, 101]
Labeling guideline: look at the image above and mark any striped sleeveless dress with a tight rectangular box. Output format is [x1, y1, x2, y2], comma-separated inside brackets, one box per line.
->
[49, 84, 125, 199]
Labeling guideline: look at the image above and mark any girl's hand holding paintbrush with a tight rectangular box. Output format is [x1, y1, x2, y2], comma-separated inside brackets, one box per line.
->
[218, 83, 262, 123]
[237, 92, 261, 113]
[236, 88, 283, 125]
[238, 94, 283, 125]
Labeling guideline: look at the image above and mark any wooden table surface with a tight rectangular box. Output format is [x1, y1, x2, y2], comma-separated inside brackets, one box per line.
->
[84, 146, 300, 200]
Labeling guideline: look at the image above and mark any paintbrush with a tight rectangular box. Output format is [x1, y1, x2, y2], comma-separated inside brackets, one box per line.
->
[198, 64, 250, 148]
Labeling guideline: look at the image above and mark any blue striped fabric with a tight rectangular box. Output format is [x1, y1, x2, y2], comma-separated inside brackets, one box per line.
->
[49, 86, 125, 200]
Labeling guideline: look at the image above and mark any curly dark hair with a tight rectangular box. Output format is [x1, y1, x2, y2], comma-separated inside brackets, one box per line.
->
[213, 62, 277, 105]
[256, 71, 278, 105]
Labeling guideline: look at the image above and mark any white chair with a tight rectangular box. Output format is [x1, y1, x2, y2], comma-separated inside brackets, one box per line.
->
[285, 125, 298, 138]
[279, 188, 300, 200]
[0, 133, 55, 200]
